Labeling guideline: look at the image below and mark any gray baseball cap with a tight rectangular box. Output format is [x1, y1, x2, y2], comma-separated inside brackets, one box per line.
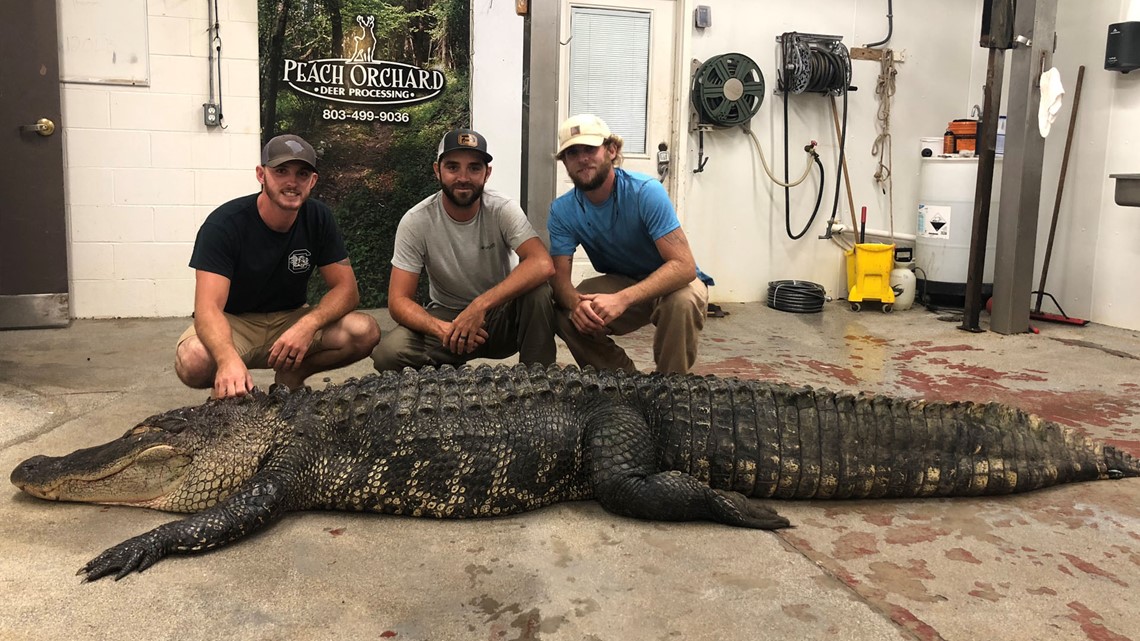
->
[261, 134, 317, 170]
[436, 128, 492, 163]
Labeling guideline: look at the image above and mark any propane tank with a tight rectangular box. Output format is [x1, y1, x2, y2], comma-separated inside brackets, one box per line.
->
[890, 247, 917, 311]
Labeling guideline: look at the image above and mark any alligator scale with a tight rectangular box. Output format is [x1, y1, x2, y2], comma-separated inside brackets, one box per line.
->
[11, 364, 1139, 581]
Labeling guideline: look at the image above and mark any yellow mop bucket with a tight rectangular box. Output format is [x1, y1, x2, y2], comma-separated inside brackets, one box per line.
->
[845, 243, 896, 311]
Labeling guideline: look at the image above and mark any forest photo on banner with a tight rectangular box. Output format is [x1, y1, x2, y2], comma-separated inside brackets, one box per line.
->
[259, 0, 472, 307]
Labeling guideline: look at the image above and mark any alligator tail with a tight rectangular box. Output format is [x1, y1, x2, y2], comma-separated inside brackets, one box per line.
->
[1104, 444, 1140, 478]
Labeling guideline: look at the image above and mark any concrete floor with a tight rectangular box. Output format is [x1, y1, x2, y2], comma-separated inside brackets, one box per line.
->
[1, 302, 1138, 641]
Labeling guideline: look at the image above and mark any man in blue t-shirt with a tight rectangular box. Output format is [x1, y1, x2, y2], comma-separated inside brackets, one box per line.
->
[176, 134, 380, 398]
[548, 114, 714, 374]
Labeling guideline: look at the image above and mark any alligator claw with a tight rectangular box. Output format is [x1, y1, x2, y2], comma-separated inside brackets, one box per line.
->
[79, 535, 164, 582]
[709, 490, 792, 530]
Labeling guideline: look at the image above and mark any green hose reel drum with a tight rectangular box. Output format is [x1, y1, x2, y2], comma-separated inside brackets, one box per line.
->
[691, 53, 766, 127]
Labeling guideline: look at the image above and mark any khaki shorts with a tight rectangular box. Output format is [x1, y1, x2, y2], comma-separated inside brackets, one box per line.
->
[177, 307, 325, 369]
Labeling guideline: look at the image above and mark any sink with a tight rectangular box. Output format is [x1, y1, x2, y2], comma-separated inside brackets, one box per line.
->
[1110, 173, 1140, 207]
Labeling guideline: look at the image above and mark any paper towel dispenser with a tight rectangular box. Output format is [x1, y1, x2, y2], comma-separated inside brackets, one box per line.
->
[1106, 22, 1140, 73]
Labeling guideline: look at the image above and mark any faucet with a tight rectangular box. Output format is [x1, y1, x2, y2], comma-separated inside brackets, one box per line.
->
[970, 104, 982, 119]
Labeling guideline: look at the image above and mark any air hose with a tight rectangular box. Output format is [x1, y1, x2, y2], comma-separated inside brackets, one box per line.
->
[779, 33, 852, 241]
[767, 280, 827, 313]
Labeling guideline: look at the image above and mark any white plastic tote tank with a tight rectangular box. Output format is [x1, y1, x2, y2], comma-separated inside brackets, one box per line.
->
[915, 156, 1002, 305]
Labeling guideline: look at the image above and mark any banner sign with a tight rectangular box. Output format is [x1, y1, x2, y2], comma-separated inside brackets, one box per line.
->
[259, 0, 472, 307]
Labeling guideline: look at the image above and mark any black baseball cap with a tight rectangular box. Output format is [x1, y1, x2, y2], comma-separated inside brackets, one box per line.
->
[436, 128, 492, 163]
[261, 134, 317, 170]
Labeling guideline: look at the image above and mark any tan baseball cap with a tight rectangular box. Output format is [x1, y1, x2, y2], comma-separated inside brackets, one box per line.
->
[261, 134, 317, 170]
[557, 114, 611, 155]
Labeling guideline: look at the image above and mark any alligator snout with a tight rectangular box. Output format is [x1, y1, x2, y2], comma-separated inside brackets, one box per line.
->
[10, 455, 51, 489]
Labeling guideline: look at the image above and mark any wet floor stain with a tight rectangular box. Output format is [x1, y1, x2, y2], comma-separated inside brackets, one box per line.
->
[1050, 337, 1140, 361]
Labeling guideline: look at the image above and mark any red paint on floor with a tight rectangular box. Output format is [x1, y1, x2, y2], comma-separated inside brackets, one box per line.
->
[945, 548, 982, 564]
[883, 525, 949, 546]
[801, 360, 861, 387]
[832, 531, 879, 560]
[1060, 553, 1129, 587]
[844, 334, 891, 346]
[1067, 601, 1134, 641]
[968, 581, 1004, 602]
[888, 605, 946, 641]
[691, 356, 778, 379]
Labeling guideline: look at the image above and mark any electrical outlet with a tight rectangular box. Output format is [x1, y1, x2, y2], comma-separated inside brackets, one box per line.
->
[203, 103, 220, 127]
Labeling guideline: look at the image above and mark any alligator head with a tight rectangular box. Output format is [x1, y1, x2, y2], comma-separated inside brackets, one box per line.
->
[11, 392, 280, 513]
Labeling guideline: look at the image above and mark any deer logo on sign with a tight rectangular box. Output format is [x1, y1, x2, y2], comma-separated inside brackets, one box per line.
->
[349, 15, 376, 63]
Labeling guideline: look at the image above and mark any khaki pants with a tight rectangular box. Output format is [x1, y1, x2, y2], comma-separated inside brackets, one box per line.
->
[555, 275, 708, 374]
[372, 283, 556, 371]
[177, 307, 324, 369]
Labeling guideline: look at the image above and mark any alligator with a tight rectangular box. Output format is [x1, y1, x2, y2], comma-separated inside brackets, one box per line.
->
[11, 364, 1139, 582]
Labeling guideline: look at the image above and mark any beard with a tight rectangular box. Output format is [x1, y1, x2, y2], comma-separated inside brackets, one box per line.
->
[262, 180, 306, 211]
[440, 179, 484, 208]
[569, 155, 613, 192]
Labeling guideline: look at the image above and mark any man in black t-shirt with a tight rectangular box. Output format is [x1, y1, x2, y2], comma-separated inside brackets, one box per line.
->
[175, 134, 380, 398]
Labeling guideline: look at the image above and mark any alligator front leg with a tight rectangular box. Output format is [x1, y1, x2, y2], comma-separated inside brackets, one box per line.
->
[80, 474, 288, 581]
[587, 403, 790, 530]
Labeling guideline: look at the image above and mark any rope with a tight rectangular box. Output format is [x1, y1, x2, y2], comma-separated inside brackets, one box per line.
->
[870, 49, 899, 238]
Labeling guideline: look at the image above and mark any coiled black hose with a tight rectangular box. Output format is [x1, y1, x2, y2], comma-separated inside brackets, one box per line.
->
[767, 280, 827, 313]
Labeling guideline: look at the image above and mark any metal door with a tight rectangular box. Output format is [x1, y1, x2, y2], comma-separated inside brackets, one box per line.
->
[0, 0, 69, 328]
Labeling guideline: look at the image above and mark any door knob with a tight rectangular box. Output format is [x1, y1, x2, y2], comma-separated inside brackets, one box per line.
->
[21, 118, 55, 136]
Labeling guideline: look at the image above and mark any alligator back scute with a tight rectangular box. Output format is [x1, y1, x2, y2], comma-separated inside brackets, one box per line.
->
[601, 371, 1138, 501]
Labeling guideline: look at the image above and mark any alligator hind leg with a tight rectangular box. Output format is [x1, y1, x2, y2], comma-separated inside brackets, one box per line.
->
[586, 403, 790, 530]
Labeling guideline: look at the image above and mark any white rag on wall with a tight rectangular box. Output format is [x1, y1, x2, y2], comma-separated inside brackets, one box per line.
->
[1039, 67, 1065, 137]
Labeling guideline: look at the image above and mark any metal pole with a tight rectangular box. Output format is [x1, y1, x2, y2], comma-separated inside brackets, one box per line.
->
[990, 0, 1058, 334]
[959, 47, 1005, 332]
[519, 3, 560, 248]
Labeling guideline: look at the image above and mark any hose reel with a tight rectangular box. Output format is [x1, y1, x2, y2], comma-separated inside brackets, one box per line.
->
[778, 33, 851, 96]
[690, 53, 765, 172]
[691, 52, 766, 127]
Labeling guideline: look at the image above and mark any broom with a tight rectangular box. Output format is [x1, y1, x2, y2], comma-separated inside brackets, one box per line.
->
[1032, 65, 1089, 326]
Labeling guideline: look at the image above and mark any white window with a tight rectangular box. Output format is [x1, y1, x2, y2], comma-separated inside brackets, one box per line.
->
[567, 7, 651, 155]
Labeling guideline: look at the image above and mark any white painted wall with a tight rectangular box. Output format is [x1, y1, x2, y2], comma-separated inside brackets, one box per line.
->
[676, 0, 986, 303]
[471, 0, 524, 202]
[1091, 0, 1140, 329]
[58, 0, 1140, 332]
[61, 0, 261, 318]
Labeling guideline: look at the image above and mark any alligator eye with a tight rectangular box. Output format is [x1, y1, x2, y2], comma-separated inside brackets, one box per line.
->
[126, 424, 160, 436]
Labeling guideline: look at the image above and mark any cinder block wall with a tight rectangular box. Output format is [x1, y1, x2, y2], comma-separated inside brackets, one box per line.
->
[62, 0, 261, 318]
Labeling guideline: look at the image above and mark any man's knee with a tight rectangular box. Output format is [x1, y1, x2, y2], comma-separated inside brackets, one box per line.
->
[525, 281, 553, 299]
[174, 337, 214, 389]
[656, 284, 708, 323]
[345, 312, 382, 354]
[371, 326, 428, 372]
[519, 283, 555, 316]
[323, 312, 381, 357]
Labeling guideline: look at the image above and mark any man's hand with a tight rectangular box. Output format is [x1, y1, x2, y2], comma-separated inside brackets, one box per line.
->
[570, 294, 609, 337]
[438, 310, 489, 355]
[584, 292, 630, 326]
[213, 358, 254, 399]
[268, 319, 318, 372]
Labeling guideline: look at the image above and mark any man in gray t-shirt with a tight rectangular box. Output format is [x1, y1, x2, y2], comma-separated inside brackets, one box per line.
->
[371, 128, 556, 371]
